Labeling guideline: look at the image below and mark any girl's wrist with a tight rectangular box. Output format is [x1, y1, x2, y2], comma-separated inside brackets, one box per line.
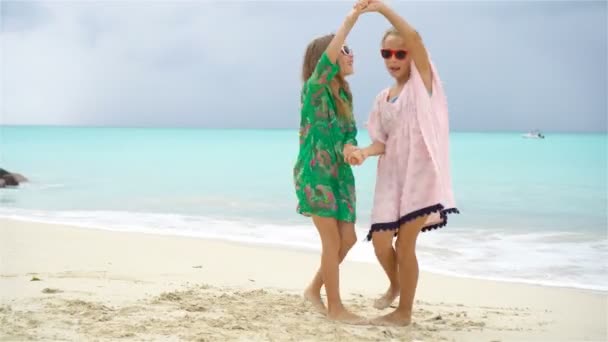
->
[361, 147, 370, 158]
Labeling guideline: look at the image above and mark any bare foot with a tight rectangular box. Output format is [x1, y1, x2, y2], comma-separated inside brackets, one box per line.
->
[303, 287, 326, 314]
[328, 308, 369, 325]
[371, 310, 412, 327]
[373, 286, 400, 310]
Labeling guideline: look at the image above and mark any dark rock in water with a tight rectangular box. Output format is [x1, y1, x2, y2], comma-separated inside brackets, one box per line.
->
[0, 168, 27, 188]
[11, 173, 27, 183]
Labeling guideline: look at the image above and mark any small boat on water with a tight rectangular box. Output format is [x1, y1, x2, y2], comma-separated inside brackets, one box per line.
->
[522, 130, 545, 139]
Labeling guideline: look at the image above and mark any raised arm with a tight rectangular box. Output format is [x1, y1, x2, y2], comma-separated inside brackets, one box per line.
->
[368, 1, 433, 92]
[325, 0, 369, 63]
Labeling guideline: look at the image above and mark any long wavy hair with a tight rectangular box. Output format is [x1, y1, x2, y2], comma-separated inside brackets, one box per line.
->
[301, 34, 352, 118]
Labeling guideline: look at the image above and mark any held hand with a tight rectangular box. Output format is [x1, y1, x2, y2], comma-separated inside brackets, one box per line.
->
[351, 0, 370, 15]
[343, 144, 358, 163]
[360, 0, 386, 13]
[347, 149, 367, 166]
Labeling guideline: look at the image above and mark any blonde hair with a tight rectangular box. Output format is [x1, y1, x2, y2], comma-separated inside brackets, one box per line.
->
[382, 27, 422, 43]
[302, 34, 352, 118]
[382, 27, 400, 43]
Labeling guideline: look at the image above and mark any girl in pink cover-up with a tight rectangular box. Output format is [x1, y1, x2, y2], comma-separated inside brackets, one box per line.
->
[348, 1, 459, 326]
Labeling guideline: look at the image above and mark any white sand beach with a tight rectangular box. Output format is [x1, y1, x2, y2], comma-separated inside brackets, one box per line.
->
[1, 218, 606, 341]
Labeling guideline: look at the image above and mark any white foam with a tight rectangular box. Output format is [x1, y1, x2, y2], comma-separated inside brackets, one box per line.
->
[0, 208, 606, 292]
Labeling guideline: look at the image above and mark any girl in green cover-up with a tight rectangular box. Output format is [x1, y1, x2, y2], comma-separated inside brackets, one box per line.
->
[293, 0, 370, 325]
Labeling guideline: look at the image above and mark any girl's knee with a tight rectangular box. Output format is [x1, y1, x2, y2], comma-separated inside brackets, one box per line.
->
[338, 221, 357, 249]
[372, 231, 395, 257]
[395, 234, 417, 260]
[341, 234, 357, 251]
[395, 243, 415, 260]
[374, 246, 394, 259]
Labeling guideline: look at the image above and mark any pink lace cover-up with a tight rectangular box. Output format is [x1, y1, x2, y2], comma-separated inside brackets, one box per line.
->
[365, 59, 459, 241]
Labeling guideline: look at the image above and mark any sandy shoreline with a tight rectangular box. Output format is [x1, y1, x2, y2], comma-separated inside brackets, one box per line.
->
[1, 218, 606, 341]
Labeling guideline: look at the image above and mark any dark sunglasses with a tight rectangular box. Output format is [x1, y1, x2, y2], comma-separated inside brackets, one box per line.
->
[341, 45, 353, 56]
[381, 49, 408, 60]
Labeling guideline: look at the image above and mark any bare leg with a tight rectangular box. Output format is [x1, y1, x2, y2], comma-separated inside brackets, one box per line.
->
[372, 215, 428, 326]
[371, 230, 400, 309]
[311, 216, 365, 324]
[305, 221, 357, 314]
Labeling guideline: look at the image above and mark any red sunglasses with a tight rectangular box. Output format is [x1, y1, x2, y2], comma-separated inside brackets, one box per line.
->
[381, 49, 408, 60]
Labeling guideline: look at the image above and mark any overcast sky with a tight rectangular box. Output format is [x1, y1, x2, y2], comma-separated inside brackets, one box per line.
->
[1, 0, 606, 132]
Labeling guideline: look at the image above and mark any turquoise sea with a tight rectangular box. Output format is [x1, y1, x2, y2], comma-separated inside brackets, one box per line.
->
[1, 126, 606, 291]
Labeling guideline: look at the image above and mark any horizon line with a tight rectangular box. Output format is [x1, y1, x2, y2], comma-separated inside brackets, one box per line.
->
[0, 124, 606, 134]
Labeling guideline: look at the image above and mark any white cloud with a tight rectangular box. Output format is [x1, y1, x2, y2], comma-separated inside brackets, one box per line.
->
[1, 1, 606, 131]
[1, 1, 301, 126]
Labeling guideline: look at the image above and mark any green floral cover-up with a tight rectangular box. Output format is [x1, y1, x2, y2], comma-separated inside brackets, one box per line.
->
[293, 52, 358, 223]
